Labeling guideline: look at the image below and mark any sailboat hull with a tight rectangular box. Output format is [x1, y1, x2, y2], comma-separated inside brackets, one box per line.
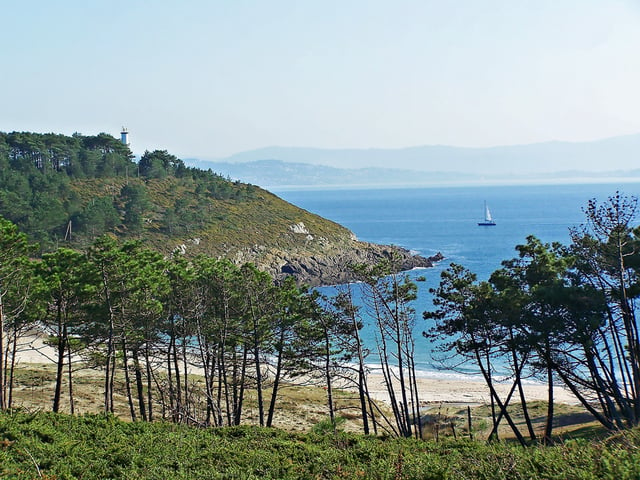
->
[478, 221, 496, 226]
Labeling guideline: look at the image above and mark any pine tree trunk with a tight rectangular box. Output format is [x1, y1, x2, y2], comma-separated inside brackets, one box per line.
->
[253, 325, 264, 426]
[172, 333, 182, 421]
[510, 331, 536, 441]
[0, 292, 6, 410]
[324, 332, 336, 428]
[145, 344, 153, 421]
[7, 330, 18, 409]
[166, 332, 176, 422]
[53, 305, 66, 413]
[122, 338, 136, 421]
[544, 362, 554, 443]
[133, 349, 147, 421]
[266, 331, 285, 428]
[67, 340, 75, 414]
[235, 348, 248, 426]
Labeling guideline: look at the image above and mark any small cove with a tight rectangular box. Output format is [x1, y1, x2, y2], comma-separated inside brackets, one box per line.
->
[273, 182, 640, 379]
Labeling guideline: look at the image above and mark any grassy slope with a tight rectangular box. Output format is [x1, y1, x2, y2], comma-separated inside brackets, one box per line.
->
[1, 411, 639, 479]
[69, 177, 354, 269]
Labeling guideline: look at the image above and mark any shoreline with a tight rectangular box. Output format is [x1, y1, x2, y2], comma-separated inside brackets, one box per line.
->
[362, 373, 577, 407]
[11, 333, 578, 407]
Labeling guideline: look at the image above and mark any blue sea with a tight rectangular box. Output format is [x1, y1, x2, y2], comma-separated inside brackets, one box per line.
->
[273, 182, 640, 378]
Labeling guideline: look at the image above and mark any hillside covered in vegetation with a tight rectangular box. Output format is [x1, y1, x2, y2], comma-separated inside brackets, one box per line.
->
[0, 131, 436, 285]
[1, 412, 639, 480]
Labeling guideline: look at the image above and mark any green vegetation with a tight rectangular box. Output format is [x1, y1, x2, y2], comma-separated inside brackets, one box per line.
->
[1, 412, 639, 479]
[0, 131, 352, 258]
[0, 218, 423, 437]
[2, 129, 640, 476]
[426, 192, 640, 443]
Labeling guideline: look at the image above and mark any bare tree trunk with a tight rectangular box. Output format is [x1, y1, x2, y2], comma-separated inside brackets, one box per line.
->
[0, 292, 6, 410]
[53, 306, 66, 413]
[166, 332, 176, 422]
[372, 293, 402, 435]
[172, 332, 182, 421]
[324, 331, 336, 427]
[409, 353, 422, 439]
[67, 341, 75, 414]
[181, 338, 189, 418]
[196, 320, 216, 426]
[393, 309, 412, 437]
[103, 336, 113, 412]
[218, 349, 230, 426]
[266, 329, 285, 427]
[475, 347, 527, 447]
[544, 362, 554, 443]
[350, 310, 371, 434]
[252, 320, 265, 427]
[234, 348, 248, 426]
[7, 329, 18, 409]
[203, 347, 217, 426]
[509, 332, 536, 441]
[488, 371, 525, 439]
[122, 338, 137, 421]
[133, 349, 147, 421]
[144, 343, 153, 421]
[100, 271, 116, 414]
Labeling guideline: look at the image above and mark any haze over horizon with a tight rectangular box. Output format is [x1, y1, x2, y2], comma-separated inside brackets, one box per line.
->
[2, 1, 640, 172]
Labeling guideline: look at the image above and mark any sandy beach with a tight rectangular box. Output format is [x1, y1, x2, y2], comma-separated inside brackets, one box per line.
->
[11, 333, 577, 409]
[364, 373, 577, 407]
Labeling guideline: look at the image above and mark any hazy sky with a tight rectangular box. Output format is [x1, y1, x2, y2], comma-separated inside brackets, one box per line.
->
[2, 1, 640, 159]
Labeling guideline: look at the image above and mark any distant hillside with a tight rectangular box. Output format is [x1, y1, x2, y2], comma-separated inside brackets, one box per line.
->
[201, 134, 640, 183]
[0, 131, 437, 285]
[188, 158, 640, 189]
[188, 158, 478, 187]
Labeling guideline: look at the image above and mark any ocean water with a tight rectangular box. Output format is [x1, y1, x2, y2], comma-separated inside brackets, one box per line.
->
[273, 183, 640, 378]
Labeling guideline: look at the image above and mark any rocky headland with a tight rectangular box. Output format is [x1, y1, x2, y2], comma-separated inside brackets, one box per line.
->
[274, 243, 443, 286]
[211, 219, 443, 287]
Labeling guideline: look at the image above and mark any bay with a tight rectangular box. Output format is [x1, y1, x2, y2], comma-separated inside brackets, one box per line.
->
[272, 182, 640, 378]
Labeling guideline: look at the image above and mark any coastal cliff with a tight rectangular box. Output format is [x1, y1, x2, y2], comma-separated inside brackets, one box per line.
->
[0, 131, 442, 285]
[220, 220, 443, 286]
[168, 209, 442, 287]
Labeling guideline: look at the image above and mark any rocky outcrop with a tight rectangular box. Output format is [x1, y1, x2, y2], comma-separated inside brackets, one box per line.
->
[168, 214, 443, 287]
[272, 243, 443, 287]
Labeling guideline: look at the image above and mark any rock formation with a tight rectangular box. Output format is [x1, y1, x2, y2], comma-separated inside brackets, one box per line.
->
[274, 243, 443, 286]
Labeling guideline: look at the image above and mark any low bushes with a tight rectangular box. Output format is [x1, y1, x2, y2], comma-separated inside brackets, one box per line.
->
[1, 411, 640, 479]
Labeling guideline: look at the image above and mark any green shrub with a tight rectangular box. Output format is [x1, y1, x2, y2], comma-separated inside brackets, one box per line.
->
[1, 412, 639, 480]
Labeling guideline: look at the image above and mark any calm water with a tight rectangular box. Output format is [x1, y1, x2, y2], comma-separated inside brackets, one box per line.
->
[273, 183, 640, 377]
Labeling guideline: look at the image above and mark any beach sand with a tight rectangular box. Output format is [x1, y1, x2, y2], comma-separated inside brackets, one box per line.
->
[364, 373, 577, 407]
[11, 332, 577, 408]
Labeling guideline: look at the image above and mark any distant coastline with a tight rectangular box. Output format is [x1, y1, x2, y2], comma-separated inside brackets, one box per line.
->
[263, 175, 640, 192]
[187, 160, 640, 191]
[186, 132, 640, 189]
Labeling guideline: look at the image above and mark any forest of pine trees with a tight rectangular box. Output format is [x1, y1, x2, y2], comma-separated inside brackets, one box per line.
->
[2, 132, 640, 442]
[0, 131, 255, 250]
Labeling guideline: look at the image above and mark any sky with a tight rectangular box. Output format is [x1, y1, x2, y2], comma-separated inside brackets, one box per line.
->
[2, 0, 640, 161]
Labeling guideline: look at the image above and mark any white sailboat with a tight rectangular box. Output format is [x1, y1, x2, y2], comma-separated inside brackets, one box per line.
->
[478, 201, 496, 226]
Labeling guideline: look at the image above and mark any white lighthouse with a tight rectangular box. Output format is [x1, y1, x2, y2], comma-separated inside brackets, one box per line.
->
[120, 127, 129, 146]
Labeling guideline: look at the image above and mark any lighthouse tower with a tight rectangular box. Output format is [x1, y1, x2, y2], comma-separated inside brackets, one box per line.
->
[120, 127, 129, 146]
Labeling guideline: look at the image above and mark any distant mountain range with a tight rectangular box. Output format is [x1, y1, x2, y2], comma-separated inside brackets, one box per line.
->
[187, 134, 640, 187]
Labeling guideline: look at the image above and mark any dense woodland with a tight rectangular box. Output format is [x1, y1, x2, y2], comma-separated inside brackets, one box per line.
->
[1, 131, 640, 451]
[0, 131, 257, 251]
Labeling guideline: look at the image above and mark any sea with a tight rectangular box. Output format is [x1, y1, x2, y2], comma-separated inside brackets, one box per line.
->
[272, 182, 640, 380]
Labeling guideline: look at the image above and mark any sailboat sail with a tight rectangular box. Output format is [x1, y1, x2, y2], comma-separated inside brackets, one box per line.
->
[484, 204, 492, 222]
